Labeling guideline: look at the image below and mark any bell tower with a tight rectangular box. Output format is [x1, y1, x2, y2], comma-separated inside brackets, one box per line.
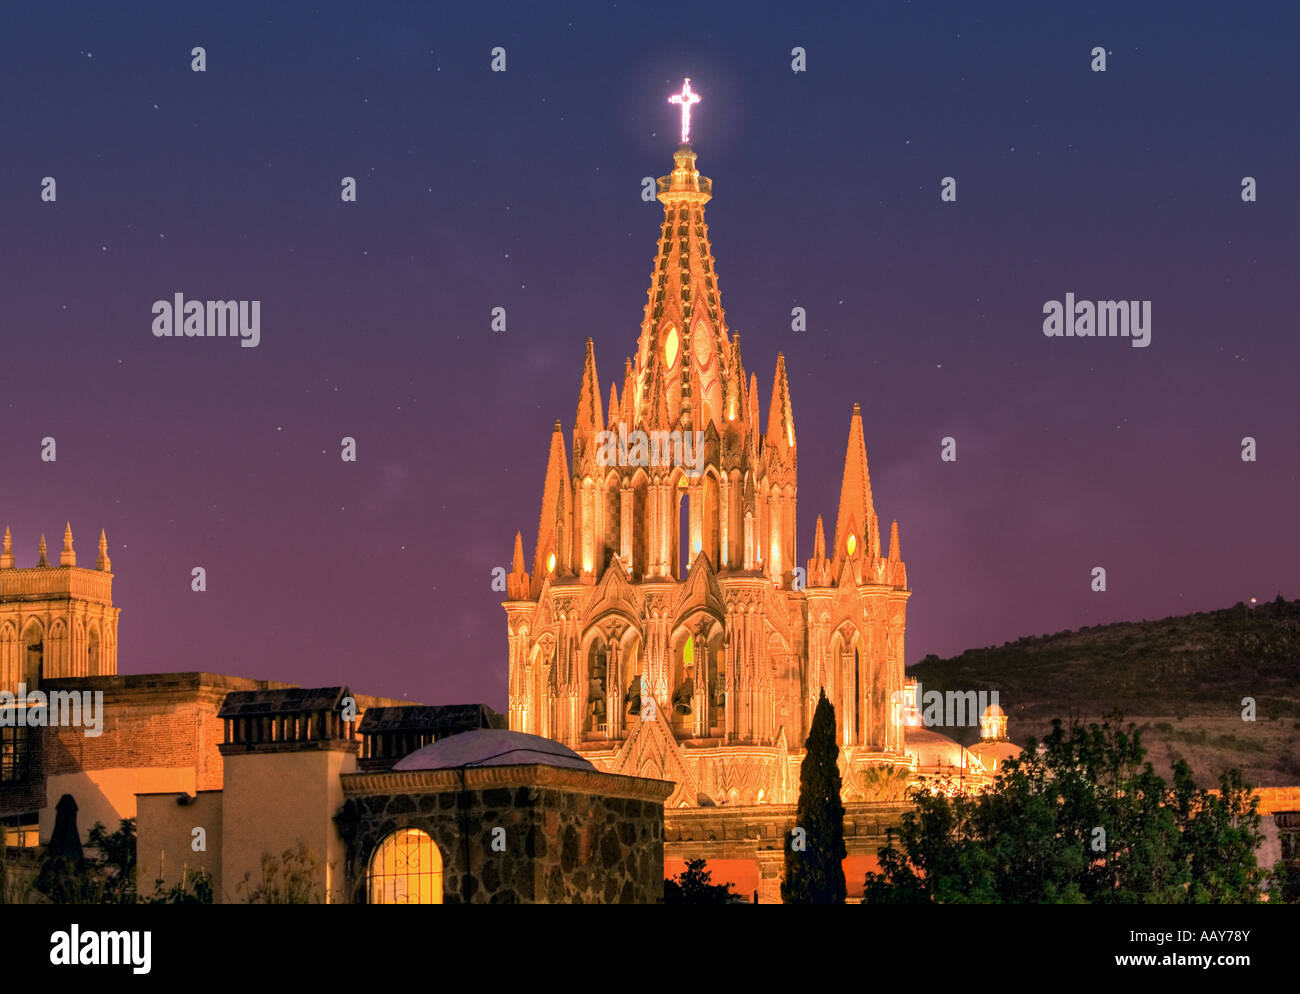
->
[0, 525, 120, 692]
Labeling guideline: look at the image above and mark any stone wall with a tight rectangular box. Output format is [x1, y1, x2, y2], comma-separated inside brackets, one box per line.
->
[339, 765, 671, 904]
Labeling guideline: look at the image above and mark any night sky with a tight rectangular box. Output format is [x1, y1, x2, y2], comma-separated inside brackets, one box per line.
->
[2, 3, 1296, 708]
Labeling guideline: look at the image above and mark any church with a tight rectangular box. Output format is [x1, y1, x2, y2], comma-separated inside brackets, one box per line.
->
[503, 84, 919, 811]
[8, 84, 1290, 904]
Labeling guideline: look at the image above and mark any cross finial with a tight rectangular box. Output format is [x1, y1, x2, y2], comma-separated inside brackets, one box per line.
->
[669, 78, 701, 144]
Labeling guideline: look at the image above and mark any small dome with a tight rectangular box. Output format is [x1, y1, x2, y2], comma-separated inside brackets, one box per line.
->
[984, 703, 1006, 718]
[392, 729, 596, 772]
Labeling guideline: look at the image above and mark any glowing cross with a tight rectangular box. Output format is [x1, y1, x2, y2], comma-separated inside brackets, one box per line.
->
[669, 78, 701, 144]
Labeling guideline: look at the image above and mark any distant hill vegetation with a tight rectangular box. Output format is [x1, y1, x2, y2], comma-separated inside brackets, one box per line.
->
[909, 596, 1300, 787]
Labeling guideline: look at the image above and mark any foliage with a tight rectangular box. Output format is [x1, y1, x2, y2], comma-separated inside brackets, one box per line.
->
[0, 847, 34, 904]
[145, 867, 214, 904]
[86, 818, 138, 904]
[239, 842, 323, 904]
[863, 716, 1275, 904]
[663, 858, 739, 904]
[782, 688, 846, 904]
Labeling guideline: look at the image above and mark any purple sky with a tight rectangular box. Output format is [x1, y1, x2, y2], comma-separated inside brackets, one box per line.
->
[2, 3, 1296, 708]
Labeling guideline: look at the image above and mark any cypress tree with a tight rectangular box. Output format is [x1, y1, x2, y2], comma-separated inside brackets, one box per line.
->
[782, 688, 847, 903]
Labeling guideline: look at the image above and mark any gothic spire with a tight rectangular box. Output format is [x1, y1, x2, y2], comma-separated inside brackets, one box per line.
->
[507, 531, 530, 600]
[746, 372, 761, 453]
[765, 352, 796, 461]
[635, 136, 729, 435]
[830, 403, 878, 578]
[725, 333, 746, 426]
[621, 357, 636, 427]
[37, 534, 48, 567]
[61, 522, 76, 566]
[574, 339, 604, 441]
[572, 339, 605, 478]
[97, 529, 112, 572]
[607, 382, 620, 433]
[0, 527, 12, 569]
[806, 514, 832, 588]
[531, 421, 571, 598]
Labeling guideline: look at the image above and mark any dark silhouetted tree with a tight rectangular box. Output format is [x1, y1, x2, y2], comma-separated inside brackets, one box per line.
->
[782, 688, 846, 904]
[663, 858, 737, 904]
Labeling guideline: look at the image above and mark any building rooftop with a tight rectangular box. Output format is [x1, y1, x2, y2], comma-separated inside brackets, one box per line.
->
[217, 686, 350, 719]
[392, 729, 596, 772]
[358, 703, 502, 736]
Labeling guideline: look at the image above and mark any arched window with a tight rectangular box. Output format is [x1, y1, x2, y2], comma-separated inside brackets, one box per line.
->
[22, 623, 43, 689]
[367, 828, 442, 904]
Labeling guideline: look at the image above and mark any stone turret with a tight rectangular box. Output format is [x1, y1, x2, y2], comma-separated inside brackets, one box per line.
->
[0, 524, 121, 691]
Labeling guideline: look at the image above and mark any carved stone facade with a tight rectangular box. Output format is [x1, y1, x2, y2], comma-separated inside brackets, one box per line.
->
[504, 142, 911, 808]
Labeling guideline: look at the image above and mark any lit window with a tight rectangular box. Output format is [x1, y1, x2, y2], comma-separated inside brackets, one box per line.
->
[664, 327, 679, 368]
[0, 728, 29, 782]
[846, 534, 857, 556]
[367, 828, 442, 904]
[547, 552, 556, 573]
[683, 636, 694, 666]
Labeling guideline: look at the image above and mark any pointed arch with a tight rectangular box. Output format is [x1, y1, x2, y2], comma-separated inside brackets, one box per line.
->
[629, 468, 649, 581]
[601, 470, 621, 575]
[0, 622, 18, 691]
[47, 619, 69, 680]
[21, 620, 44, 688]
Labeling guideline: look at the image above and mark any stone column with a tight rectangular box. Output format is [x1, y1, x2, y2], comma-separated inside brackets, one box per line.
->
[620, 486, 634, 571]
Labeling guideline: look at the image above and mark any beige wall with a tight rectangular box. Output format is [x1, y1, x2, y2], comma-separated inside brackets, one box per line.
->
[220, 748, 354, 904]
[41, 766, 196, 843]
[135, 790, 223, 898]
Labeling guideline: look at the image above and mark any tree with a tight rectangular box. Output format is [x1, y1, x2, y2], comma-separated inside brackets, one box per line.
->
[663, 858, 738, 904]
[782, 688, 846, 904]
[86, 819, 138, 904]
[863, 716, 1273, 904]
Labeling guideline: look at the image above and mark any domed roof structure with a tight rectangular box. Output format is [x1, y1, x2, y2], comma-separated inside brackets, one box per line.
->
[904, 726, 976, 770]
[969, 739, 1023, 773]
[391, 729, 596, 772]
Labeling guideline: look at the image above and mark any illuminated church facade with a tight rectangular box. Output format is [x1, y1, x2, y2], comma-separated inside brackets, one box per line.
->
[504, 91, 912, 808]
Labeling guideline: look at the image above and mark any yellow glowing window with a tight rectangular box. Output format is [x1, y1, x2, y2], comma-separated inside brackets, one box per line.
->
[847, 534, 857, 556]
[683, 636, 694, 666]
[547, 552, 556, 573]
[664, 327, 679, 369]
[677, 476, 688, 488]
[367, 828, 442, 904]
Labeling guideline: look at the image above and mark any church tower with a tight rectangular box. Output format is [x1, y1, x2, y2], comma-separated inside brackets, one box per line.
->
[504, 82, 910, 807]
[0, 525, 120, 692]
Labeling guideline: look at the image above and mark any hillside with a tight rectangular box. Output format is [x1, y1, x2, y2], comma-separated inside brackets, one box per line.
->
[908, 596, 1300, 787]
